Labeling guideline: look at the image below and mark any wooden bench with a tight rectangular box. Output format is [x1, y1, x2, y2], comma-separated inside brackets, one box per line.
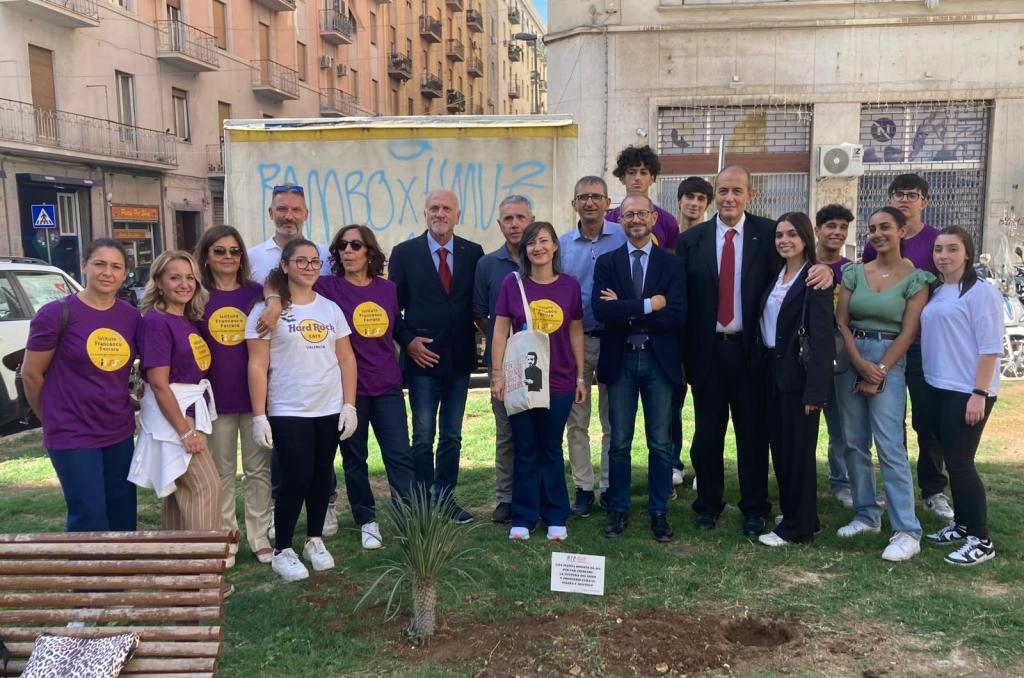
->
[0, 530, 238, 677]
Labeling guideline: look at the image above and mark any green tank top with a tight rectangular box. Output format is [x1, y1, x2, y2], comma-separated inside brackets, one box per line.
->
[842, 262, 935, 334]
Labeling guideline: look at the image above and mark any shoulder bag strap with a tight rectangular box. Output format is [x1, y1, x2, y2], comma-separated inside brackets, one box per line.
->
[515, 273, 533, 333]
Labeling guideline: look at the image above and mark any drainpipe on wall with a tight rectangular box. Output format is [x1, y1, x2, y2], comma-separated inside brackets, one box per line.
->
[0, 157, 11, 256]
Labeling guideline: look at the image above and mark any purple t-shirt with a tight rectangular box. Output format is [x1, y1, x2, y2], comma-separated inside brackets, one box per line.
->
[27, 296, 140, 451]
[198, 284, 262, 413]
[607, 204, 680, 251]
[139, 310, 210, 385]
[862, 224, 939, 275]
[314, 276, 403, 397]
[494, 273, 583, 394]
[828, 256, 853, 307]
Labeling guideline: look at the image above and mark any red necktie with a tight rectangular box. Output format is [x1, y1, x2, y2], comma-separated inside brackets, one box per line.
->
[437, 247, 452, 295]
[717, 229, 736, 326]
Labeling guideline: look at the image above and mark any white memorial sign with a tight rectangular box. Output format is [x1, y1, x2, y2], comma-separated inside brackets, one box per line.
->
[550, 553, 605, 596]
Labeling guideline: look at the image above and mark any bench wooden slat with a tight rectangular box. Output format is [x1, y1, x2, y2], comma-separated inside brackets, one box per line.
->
[1, 590, 221, 607]
[0, 626, 222, 642]
[0, 559, 227, 575]
[5, 659, 217, 676]
[0, 574, 222, 590]
[0, 542, 230, 559]
[122, 657, 218, 672]
[5, 640, 221, 658]
[0, 606, 222, 623]
[0, 530, 238, 544]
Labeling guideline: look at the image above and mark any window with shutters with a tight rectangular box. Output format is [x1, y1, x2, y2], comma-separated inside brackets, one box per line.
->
[116, 72, 136, 128]
[372, 79, 380, 114]
[172, 88, 190, 141]
[212, 0, 227, 50]
[296, 41, 307, 81]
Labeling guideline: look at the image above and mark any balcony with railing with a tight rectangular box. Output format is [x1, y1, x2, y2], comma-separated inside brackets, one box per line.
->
[539, 79, 547, 93]
[387, 49, 413, 81]
[0, 98, 176, 168]
[206, 143, 224, 176]
[251, 60, 300, 101]
[508, 6, 521, 24]
[155, 20, 219, 72]
[466, 8, 483, 32]
[445, 0, 463, 10]
[420, 72, 442, 98]
[0, 0, 99, 28]
[508, 80, 522, 99]
[419, 15, 442, 43]
[252, 0, 295, 12]
[320, 89, 372, 117]
[446, 89, 465, 114]
[467, 54, 484, 78]
[445, 39, 464, 62]
[508, 44, 523, 62]
[320, 9, 355, 45]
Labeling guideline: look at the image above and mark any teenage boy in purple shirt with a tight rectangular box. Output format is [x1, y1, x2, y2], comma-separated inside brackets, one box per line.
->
[606, 145, 680, 253]
[861, 173, 951, 520]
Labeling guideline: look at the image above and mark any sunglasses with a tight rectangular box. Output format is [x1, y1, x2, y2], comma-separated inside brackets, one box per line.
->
[210, 246, 242, 257]
[272, 184, 305, 195]
[337, 239, 364, 252]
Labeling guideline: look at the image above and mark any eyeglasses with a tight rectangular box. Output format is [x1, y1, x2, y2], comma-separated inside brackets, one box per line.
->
[288, 257, 323, 270]
[337, 239, 364, 252]
[890, 190, 923, 202]
[210, 246, 242, 257]
[273, 184, 305, 196]
[620, 210, 653, 221]
[574, 193, 607, 203]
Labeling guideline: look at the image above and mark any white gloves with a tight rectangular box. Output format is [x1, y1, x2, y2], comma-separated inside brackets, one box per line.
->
[253, 415, 274, 449]
[338, 404, 358, 442]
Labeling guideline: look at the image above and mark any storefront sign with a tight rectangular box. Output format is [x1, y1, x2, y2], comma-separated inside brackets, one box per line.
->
[111, 205, 160, 222]
[113, 229, 151, 241]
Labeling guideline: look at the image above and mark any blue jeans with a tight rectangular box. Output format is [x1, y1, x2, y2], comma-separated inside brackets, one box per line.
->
[835, 337, 921, 538]
[823, 378, 850, 494]
[340, 389, 416, 525]
[407, 372, 471, 498]
[48, 436, 137, 532]
[606, 350, 675, 515]
[508, 392, 574, 529]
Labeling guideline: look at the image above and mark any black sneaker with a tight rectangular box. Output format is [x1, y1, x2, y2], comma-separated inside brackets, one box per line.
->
[571, 489, 595, 518]
[651, 514, 674, 543]
[491, 502, 512, 524]
[742, 514, 766, 537]
[925, 523, 967, 546]
[945, 536, 995, 566]
[450, 503, 474, 525]
[603, 511, 628, 538]
[695, 512, 717, 530]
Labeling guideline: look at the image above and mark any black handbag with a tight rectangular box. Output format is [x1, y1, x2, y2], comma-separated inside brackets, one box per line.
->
[797, 291, 849, 375]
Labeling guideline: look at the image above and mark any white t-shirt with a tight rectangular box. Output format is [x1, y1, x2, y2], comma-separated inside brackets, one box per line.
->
[247, 238, 332, 284]
[245, 293, 351, 417]
[759, 265, 804, 349]
[920, 280, 1003, 396]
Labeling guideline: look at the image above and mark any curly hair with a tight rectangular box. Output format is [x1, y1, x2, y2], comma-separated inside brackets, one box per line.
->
[139, 250, 208, 321]
[612, 145, 661, 179]
[329, 224, 386, 278]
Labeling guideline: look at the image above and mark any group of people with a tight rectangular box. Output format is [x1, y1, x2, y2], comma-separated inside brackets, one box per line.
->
[21, 146, 1001, 589]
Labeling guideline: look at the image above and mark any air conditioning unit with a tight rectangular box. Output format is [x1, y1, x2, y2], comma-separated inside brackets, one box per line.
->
[818, 143, 864, 178]
[318, 55, 333, 69]
[336, 64, 348, 77]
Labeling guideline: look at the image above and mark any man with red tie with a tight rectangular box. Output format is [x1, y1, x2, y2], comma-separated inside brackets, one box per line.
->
[390, 189, 484, 523]
[676, 166, 831, 535]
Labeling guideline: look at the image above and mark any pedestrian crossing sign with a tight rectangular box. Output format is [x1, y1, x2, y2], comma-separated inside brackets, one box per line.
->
[31, 204, 57, 229]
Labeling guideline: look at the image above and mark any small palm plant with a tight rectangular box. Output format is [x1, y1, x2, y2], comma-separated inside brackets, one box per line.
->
[356, 490, 479, 643]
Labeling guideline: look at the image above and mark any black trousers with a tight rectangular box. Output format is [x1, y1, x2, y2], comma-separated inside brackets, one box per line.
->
[690, 336, 770, 518]
[921, 385, 996, 539]
[905, 344, 947, 497]
[766, 361, 820, 542]
[269, 414, 339, 551]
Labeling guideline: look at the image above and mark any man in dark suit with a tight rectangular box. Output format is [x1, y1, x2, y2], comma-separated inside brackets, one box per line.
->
[390, 188, 484, 523]
[593, 194, 686, 542]
[677, 166, 831, 535]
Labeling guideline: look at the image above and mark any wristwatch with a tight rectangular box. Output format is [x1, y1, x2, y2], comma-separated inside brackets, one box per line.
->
[877, 362, 888, 374]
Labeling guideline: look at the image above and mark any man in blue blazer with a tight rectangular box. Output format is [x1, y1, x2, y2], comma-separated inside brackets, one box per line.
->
[390, 189, 484, 523]
[593, 194, 686, 542]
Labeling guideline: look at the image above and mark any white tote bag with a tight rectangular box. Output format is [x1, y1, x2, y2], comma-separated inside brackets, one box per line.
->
[502, 274, 550, 415]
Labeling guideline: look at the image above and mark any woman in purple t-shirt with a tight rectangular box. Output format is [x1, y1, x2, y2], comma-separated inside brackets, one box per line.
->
[195, 225, 270, 565]
[22, 238, 140, 532]
[491, 221, 586, 542]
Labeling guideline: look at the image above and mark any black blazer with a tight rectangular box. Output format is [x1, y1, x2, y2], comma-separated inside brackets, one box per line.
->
[757, 267, 834, 408]
[676, 212, 782, 387]
[592, 243, 686, 386]
[389, 232, 484, 377]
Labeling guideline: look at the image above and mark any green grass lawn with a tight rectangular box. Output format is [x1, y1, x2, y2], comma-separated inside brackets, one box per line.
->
[2, 384, 1023, 677]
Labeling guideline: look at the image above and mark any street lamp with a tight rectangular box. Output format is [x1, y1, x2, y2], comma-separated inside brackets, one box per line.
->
[512, 32, 541, 115]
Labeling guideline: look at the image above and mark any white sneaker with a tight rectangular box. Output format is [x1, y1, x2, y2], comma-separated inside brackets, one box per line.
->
[837, 520, 881, 538]
[881, 532, 921, 562]
[360, 521, 383, 550]
[547, 526, 568, 541]
[834, 487, 854, 509]
[672, 468, 685, 487]
[924, 493, 955, 520]
[272, 548, 309, 582]
[322, 503, 339, 537]
[267, 508, 276, 541]
[509, 527, 530, 540]
[302, 537, 336, 571]
[945, 536, 995, 566]
[758, 532, 789, 547]
[774, 514, 784, 526]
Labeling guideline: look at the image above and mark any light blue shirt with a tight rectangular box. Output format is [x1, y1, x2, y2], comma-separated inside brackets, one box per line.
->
[427, 232, 455, 275]
[626, 239, 654, 315]
[559, 220, 627, 331]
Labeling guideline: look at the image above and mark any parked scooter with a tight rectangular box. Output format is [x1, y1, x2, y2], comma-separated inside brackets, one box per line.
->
[978, 253, 1024, 380]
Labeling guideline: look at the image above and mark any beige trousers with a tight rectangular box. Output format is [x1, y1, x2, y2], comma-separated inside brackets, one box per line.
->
[565, 334, 611, 492]
[161, 430, 222, 531]
[209, 413, 272, 553]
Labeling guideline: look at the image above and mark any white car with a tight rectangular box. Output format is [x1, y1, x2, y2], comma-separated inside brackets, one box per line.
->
[0, 257, 82, 427]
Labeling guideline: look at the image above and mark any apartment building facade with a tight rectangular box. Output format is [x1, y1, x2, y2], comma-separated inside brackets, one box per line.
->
[0, 0, 545, 280]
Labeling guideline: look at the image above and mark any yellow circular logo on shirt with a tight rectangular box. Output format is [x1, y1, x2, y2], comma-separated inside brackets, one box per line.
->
[529, 299, 564, 334]
[188, 333, 212, 371]
[207, 307, 247, 346]
[85, 328, 131, 372]
[351, 301, 389, 338]
[297, 319, 329, 344]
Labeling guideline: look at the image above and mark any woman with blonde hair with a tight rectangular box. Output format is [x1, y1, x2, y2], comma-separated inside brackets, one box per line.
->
[129, 250, 221, 533]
